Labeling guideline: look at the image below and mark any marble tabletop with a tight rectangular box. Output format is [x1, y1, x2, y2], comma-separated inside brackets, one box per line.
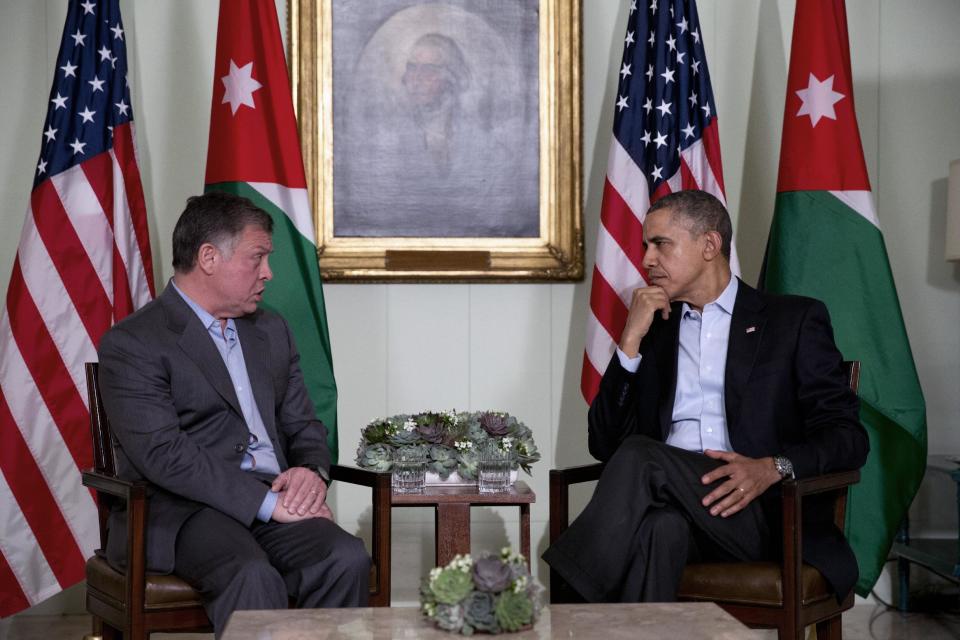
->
[221, 603, 767, 639]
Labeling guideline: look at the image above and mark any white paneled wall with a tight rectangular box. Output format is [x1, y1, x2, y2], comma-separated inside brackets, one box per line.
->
[1, 0, 958, 615]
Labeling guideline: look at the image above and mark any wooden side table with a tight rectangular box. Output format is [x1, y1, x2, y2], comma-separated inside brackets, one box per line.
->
[392, 480, 536, 569]
[891, 455, 960, 611]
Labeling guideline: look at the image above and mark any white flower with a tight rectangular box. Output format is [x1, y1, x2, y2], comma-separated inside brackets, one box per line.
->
[454, 440, 474, 451]
[403, 418, 417, 432]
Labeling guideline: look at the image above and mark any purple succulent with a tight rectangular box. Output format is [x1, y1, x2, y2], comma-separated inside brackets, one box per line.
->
[479, 412, 510, 437]
[472, 555, 512, 593]
[417, 417, 446, 444]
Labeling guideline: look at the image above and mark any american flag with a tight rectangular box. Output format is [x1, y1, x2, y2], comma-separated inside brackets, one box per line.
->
[0, 0, 154, 616]
[581, 0, 736, 403]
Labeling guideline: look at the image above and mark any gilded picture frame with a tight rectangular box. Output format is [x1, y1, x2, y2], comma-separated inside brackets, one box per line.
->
[290, 0, 582, 281]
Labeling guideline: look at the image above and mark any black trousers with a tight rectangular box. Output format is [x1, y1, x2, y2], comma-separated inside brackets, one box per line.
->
[173, 508, 370, 637]
[543, 436, 773, 602]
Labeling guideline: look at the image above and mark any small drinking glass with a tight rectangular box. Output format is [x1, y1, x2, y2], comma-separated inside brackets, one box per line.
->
[392, 449, 426, 494]
[478, 442, 516, 494]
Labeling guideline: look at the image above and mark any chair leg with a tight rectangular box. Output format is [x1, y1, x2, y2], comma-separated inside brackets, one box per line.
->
[815, 615, 842, 640]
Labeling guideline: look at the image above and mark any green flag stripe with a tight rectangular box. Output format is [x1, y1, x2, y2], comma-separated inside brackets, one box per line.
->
[206, 181, 339, 462]
[763, 189, 926, 594]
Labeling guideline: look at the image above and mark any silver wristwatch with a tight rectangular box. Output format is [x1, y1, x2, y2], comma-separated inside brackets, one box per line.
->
[773, 455, 795, 480]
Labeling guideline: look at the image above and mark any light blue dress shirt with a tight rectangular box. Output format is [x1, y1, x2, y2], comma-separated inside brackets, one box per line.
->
[172, 282, 280, 522]
[616, 276, 738, 453]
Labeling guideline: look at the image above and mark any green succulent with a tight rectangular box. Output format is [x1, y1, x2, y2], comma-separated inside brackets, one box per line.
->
[431, 568, 474, 605]
[494, 589, 533, 632]
[434, 603, 465, 632]
[355, 442, 393, 471]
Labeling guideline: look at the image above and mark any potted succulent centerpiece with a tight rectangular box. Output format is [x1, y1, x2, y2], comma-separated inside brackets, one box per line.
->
[356, 411, 540, 485]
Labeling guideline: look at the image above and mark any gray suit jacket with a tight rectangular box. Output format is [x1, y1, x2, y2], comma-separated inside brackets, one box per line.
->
[98, 284, 331, 573]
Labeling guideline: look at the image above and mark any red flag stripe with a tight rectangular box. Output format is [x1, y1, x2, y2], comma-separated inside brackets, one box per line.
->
[589, 268, 630, 345]
[699, 119, 726, 197]
[600, 179, 647, 273]
[0, 550, 30, 617]
[80, 153, 136, 324]
[113, 123, 156, 301]
[29, 180, 112, 344]
[0, 392, 87, 590]
[5, 263, 93, 470]
[580, 352, 603, 405]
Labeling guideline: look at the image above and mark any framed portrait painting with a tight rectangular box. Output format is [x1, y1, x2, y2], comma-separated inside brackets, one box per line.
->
[290, 0, 582, 280]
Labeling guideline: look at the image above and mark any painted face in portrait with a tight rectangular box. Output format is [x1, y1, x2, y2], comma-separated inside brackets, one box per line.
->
[401, 33, 469, 113]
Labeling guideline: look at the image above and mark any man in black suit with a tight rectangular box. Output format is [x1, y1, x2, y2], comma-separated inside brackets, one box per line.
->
[544, 190, 868, 603]
[98, 193, 368, 636]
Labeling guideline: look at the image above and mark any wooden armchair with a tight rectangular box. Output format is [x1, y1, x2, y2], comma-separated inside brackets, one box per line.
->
[549, 361, 862, 640]
[82, 362, 392, 640]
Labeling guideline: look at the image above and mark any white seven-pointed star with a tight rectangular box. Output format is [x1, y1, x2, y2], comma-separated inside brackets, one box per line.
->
[795, 73, 845, 127]
[624, 30, 635, 46]
[653, 131, 668, 148]
[60, 60, 78, 78]
[616, 94, 629, 112]
[37, 159, 47, 174]
[80, 0, 95, 14]
[51, 93, 68, 110]
[682, 123, 696, 139]
[660, 67, 675, 84]
[651, 165, 664, 181]
[71, 29, 86, 47]
[620, 63, 632, 79]
[115, 99, 129, 116]
[221, 60, 263, 115]
[44, 126, 57, 142]
[656, 99, 672, 117]
[111, 23, 124, 40]
[70, 138, 86, 155]
[89, 76, 105, 92]
[79, 106, 96, 123]
[98, 45, 112, 62]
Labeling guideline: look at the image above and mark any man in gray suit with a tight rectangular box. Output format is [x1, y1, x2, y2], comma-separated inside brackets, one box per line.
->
[98, 193, 368, 636]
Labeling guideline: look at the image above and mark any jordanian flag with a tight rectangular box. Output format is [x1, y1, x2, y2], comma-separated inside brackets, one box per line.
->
[205, 0, 339, 460]
[761, 0, 926, 594]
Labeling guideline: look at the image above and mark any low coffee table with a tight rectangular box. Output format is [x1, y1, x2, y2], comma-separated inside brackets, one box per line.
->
[392, 480, 535, 568]
[222, 603, 766, 638]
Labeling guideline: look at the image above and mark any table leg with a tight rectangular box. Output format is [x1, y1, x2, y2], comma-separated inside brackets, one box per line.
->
[435, 503, 471, 566]
[520, 503, 531, 569]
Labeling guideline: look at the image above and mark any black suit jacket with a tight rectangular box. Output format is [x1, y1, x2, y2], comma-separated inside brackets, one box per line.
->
[98, 284, 331, 573]
[588, 279, 869, 598]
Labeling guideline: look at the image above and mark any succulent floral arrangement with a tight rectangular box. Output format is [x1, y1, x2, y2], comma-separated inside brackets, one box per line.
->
[420, 549, 543, 634]
[355, 411, 540, 480]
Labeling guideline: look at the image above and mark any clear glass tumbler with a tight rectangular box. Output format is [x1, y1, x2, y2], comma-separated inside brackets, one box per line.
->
[392, 449, 426, 494]
[478, 444, 515, 494]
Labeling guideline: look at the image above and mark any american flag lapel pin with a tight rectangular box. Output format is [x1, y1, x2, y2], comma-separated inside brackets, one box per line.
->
[746, 326, 757, 334]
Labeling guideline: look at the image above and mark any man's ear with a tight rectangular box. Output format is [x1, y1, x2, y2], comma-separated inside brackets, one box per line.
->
[702, 230, 723, 261]
[196, 243, 219, 275]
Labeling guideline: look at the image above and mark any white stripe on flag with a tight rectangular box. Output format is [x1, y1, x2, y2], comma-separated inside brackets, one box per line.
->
[829, 190, 880, 229]
[50, 167, 113, 304]
[0, 470, 60, 606]
[606, 139, 651, 223]
[0, 315, 99, 561]
[584, 309, 618, 376]
[109, 150, 152, 309]
[248, 183, 315, 243]
[595, 224, 645, 308]
[681, 138, 726, 206]
[17, 210, 95, 401]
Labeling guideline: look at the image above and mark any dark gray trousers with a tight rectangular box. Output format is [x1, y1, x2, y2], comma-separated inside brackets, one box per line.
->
[543, 436, 772, 602]
[173, 508, 370, 637]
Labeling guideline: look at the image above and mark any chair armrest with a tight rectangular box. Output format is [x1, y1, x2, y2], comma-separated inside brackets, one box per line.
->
[549, 462, 605, 486]
[82, 470, 149, 500]
[784, 470, 860, 498]
[330, 464, 392, 488]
